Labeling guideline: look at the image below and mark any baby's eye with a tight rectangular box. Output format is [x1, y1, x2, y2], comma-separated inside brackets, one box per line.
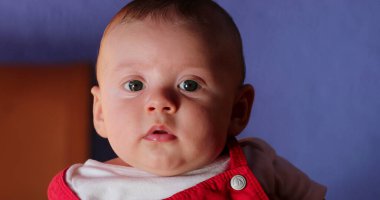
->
[124, 80, 144, 92]
[178, 80, 199, 92]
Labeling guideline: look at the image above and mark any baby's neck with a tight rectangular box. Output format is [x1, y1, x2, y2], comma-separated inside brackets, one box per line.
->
[105, 157, 131, 167]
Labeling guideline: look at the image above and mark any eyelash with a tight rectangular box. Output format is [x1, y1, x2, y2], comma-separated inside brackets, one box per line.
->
[122, 79, 201, 92]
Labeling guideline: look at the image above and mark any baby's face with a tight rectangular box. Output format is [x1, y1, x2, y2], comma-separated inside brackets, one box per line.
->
[92, 18, 245, 176]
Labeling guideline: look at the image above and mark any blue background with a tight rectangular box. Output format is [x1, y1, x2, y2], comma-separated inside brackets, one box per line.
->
[1, 0, 379, 199]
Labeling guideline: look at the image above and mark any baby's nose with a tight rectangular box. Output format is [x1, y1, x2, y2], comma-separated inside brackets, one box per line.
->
[145, 90, 177, 114]
[147, 105, 173, 112]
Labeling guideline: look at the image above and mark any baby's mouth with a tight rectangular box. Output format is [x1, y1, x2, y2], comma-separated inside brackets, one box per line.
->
[143, 126, 177, 142]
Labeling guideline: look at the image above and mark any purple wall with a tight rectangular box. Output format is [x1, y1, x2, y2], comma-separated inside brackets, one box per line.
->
[1, 0, 380, 199]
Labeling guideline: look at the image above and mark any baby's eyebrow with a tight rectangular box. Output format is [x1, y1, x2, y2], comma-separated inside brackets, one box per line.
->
[104, 65, 141, 79]
[111, 62, 145, 72]
[114, 62, 140, 69]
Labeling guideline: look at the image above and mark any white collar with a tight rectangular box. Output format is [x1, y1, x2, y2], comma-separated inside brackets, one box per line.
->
[66, 155, 229, 200]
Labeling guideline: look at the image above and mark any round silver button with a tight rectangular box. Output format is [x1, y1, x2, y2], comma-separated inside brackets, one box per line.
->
[230, 175, 246, 190]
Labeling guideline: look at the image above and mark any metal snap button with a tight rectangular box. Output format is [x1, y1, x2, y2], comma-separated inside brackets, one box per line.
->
[230, 175, 246, 190]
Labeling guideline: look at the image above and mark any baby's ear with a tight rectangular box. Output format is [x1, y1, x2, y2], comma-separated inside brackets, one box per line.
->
[228, 84, 255, 136]
[91, 86, 107, 138]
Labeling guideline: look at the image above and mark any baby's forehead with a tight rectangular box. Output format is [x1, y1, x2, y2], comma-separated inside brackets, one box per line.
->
[100, 22, 239, 78]
[97, 5, 244, 85]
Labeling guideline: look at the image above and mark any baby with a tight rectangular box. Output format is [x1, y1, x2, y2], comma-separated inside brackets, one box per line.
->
[48, 0, 326, 199]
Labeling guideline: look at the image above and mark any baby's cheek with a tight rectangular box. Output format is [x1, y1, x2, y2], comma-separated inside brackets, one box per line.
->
[209, 102, 231, 123]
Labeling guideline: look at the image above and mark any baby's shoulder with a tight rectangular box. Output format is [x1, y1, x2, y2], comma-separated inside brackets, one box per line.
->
[238, 137, 327, 200]
[239, 138, 276, 159]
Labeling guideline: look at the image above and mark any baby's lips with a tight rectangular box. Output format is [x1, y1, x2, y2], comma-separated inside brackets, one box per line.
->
[143, 133, 177, 142]
[143, 125, 177, 142]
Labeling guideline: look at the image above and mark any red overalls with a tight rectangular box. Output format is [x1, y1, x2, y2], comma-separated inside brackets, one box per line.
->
[48, 138, 269, 200]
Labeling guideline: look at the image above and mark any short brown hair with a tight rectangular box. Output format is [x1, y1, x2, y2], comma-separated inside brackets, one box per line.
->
[98, 0, 245, 83]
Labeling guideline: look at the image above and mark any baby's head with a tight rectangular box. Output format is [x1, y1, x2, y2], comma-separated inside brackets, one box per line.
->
[91, 0, 254, 176]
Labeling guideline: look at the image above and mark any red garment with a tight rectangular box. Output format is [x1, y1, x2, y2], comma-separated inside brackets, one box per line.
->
[48, 138, 269, 200]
